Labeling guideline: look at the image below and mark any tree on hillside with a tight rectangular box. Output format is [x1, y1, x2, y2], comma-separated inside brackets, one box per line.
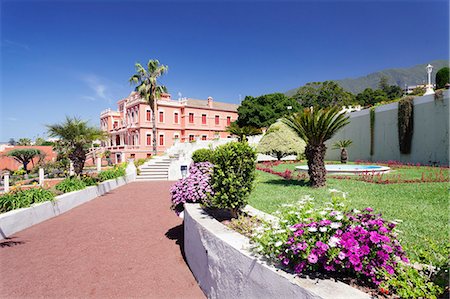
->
[258, 121, 305, 160]
[6, 148, 41, 173]
[226, 122, 262, 142]
[237, 93, 301, 128]
[47, 117, 106, 175]
[436, 67, 449, 89]
[282, 107, 349, 187]
[377, 76, 403, 100]
[129, 59, 168, 155]
[17, 138, 32, 146]
[292, 81, 355, 108]
[355, 88, 387, 106]
[34, 137, 46, 146]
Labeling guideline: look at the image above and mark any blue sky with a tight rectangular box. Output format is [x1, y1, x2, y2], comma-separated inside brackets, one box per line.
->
[1, 0, 448, 141]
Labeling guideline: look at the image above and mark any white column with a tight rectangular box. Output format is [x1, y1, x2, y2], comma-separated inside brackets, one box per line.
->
[4, 171, 10, 193]
[69, 161, 75, 176]
[96, 157, 102, 172]
[39, 168, 45, 187]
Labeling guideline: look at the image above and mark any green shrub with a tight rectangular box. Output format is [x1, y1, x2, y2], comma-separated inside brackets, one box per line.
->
[208, 142, 257, 217]
[55, 177, 87, 193]
[435, 67, 449, 89]
[134, 158, 148, 168]
[192, 148, 215, 163]
[0, 188, 54, 213]
[98, 163, 126, 181]
[80, 175, 100, 186]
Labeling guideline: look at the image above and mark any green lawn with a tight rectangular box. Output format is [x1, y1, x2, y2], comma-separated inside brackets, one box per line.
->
[249, 167, 449, 263]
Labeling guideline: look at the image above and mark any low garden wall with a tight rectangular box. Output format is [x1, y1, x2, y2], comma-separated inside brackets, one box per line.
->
[184, 204, 370, 299]
[0, 173, 135, 240]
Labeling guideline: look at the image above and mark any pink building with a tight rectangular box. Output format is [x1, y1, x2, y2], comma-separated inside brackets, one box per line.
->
[100, 92, 239, 163]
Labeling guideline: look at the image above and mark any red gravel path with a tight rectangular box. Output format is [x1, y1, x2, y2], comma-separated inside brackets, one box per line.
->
[0, 181, 205, 298]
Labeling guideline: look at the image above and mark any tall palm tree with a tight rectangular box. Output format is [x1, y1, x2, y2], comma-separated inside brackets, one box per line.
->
[129, 59, 168, 155]
[47, 117, 106, 176]
[282, 107, 349, 187]
[226, 122, 262, 142]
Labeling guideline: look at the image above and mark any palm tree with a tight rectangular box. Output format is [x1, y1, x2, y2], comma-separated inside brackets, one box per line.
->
[332, 139, 353, 164]
[47, 117, 106, 176]
[226, 122, 262, 142]
[282, 107, 349, 187]
[129, 59, 168, 155]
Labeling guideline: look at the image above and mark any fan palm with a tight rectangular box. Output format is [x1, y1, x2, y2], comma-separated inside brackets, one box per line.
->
[47, 117, 106, 175]
[282, 107, 349, 187]
[129, 59, 168, 155]
[226, 122, 262, 142]
[332, 139, 353, 164]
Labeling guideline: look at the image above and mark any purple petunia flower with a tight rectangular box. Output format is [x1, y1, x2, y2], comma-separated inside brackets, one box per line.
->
[308, 253, 318, 264]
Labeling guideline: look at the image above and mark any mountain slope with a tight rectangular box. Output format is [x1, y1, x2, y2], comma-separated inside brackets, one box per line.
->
[285, 59, 449, 96]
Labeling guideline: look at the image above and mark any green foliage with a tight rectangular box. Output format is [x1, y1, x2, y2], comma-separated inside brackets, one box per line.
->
[237, 93, 301, 128]
[98, 164, 126, 181]
[47, 117, 106, 175]
[398, 97, 414, 154]
[80, 174, 100, 186]
[129, 59, 168, 155]
[17, 138, 32, 146]
[435, 67, 449, 89]
[292, 81, 356, 108]
[370, 107, 375, 156]
[134, 158, 148, 168]
[192, 148, 215, 163]
[55, 177, 87, 193]
[257, 121, 305, 160]
[8, 138, 16, 146]
[410, 86, 425, 96]
[355, 88, 387, 106]
[208, 142, 257, 217]
[6, 148, 42, 173]
[226, 122, 262, 142]
[0, 188, 54, 213]
[332, 139, 353, 149]
[42, 160, 68, 178]
[379, 263, 443, 299]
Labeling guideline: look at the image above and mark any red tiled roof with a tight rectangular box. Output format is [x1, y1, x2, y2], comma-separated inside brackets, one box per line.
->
[186, 99, 239, 112]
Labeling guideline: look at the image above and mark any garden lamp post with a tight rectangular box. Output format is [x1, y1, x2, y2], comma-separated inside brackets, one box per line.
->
[424, 64, 435, 95]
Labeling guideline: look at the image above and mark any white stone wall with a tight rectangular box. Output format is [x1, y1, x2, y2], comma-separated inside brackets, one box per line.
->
[326, 91, 449, 165]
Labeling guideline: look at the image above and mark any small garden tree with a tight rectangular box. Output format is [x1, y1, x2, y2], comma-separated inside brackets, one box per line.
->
[258, 121, 305, 160]
[17, 138, 32, 146]
[208, 141, 257, 218]
[47, 117, 105, 176]
[332, 139, 353, 163]
[6, 148, 41, 173]
[282, 107, 349, 187]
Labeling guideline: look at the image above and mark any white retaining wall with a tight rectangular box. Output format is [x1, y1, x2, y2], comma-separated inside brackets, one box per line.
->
[0, 173, 135, 240]
[184, 204, 370, 299]
[325, 91, 449, 165]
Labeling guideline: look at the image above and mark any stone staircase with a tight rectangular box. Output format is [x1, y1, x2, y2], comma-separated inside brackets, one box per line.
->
[136, 156, 172, 181]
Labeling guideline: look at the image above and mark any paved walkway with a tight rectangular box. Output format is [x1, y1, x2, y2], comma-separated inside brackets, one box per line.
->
[0, 182, 205, 298]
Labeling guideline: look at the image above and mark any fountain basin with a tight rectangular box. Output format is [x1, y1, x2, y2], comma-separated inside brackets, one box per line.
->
[295, 164, 390, 175]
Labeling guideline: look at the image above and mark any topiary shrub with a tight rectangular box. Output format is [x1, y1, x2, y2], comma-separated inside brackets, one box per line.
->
[192, 148, 215, 163]
[257, 121, 305, 160]
[208, 141, 257, 218]
[398, 97, 414, 154]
